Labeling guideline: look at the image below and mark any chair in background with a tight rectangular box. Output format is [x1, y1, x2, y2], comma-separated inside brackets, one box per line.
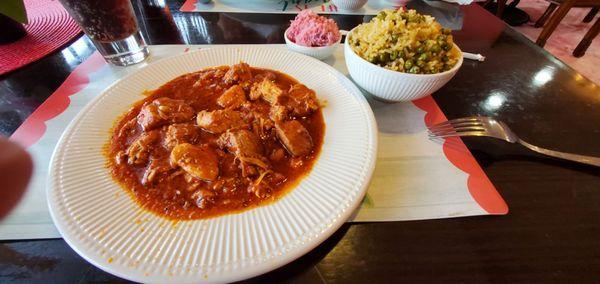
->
[534, 0, 600, 57]
[484, 0, 509, 17]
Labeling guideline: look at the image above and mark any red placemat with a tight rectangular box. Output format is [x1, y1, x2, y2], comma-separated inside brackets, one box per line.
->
[0, 0, 82, 75]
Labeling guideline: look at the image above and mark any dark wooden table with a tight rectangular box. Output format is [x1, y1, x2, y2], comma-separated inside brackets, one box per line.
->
[1, 1, 600, 283]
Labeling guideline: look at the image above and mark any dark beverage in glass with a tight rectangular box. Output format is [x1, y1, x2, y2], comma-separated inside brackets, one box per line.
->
[60, 0, 148, 66]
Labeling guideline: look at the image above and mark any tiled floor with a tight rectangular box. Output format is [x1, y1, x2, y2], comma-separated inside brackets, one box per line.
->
[511, 0, 600, 85]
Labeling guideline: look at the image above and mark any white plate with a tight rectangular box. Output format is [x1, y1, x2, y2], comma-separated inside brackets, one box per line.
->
[48, 46, 377, 283]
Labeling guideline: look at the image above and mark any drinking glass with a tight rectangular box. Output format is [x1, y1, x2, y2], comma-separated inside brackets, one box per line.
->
[59, 0, 149, 66]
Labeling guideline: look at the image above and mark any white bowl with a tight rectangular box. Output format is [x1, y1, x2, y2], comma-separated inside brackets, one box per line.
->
[331, 0, 368, 10]
[344, 28, 463, 102]
[284, 28, 341, 60]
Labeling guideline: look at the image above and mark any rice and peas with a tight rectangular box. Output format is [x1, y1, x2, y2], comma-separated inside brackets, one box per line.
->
[349, 9, 460, 74]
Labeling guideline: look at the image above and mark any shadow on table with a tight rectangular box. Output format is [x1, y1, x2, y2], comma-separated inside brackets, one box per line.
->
[464, 138, 600, 175]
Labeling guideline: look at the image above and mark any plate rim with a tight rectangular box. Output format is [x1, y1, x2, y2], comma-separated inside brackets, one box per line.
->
[47, 46, 378, 283]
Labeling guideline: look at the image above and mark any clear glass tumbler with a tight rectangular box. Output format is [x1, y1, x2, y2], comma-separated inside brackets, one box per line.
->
[59, 0, 149, 66]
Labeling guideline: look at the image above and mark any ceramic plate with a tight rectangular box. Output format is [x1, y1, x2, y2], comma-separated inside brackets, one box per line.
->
[48, 46, 377, 283]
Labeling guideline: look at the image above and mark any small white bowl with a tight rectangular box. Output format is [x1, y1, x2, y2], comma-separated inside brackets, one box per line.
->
[344, 28, 463, 102]
[284, 28, 341, 60]
[331, 0, 368, 10]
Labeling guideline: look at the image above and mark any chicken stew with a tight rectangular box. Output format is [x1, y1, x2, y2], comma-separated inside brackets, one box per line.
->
[106, 62, 324, 220]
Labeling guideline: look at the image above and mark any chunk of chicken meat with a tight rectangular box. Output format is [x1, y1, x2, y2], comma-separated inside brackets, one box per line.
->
[170, 143, 219, 181]
[249, 78, 283, 104]
[245, 109, 274, 138]
[269, 104, 289, 122]
[286, 84, 319, 117]
[217, 85, 247, 109]
[196, 109, 246, 134]
[248, 182, 272, 199]
[217, 129, 269, 177]
[163, 123, 200, 150]
[137, 97, 195, 131]
[275, 120, 313, 157]
[126, 130, 160, 165]
[223, 62, 253, 85]
[191, 189, 216, 209]
[141, 158, 172, 185]
[269, 148, 286, 162]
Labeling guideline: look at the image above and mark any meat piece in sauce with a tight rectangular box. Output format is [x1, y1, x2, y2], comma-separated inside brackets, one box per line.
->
[269, 148, 286, 162]
[196, 109, 246, 134]
[137, 98, 195, 131]
[248, 182, 271, 199]
[275, 120, 313, 157]
[217, 85, 247, 109]
[170, 143, 219, 181]
[191, 189, 216, 209]
[254, 71, 277, 82]
[249, 78, 283, 104]
[194, 68, 227, 89]
[141, 158, 172, 185]
[125, 130, 160, 165]
[269, 104, 289, 122]
[244, 109, 274, 138]
[223, 62, 253, 85]
[163, 123, 200, 150]
[217, 129, 268, 177]
[286, 84, 320, 117]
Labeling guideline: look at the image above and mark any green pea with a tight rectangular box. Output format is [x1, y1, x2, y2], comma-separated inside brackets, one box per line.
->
[418, 53, 428, 62]
[416, 60, 425, 68]
[416, 46, 425, 54]
[431, 44, 441, 53]
[379, 52, 391, 63]
[409, 66, 421, 74]
[391, 50, 399, 60]
[404, 59, 414, 70]
[408, 15, 419, 22]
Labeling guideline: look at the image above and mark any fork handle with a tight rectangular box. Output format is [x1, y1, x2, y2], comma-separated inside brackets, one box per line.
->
[518, 139, 600, 167]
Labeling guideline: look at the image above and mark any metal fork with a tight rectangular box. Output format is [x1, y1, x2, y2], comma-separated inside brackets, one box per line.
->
[428, 116, 600, 167]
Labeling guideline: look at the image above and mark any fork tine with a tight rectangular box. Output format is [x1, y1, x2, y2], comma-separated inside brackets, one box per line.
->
[428, 130, 486, 138]
[428, 125, 487, 135]
[428, 117, 482, 128]
[428, 121, 484, 132]
[427, 129, 488, 137]
[428, 131, 489, 139]
[429, 116, 481, 131]
[427, 125, 487, 135]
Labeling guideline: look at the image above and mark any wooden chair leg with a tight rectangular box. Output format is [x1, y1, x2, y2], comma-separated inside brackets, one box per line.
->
[534, 3, 558, 28]
[573, 16, 600, 57]
[496, 0, 507, 17]
[536, 0, 576, 47]
[583, 7, 599, 23]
